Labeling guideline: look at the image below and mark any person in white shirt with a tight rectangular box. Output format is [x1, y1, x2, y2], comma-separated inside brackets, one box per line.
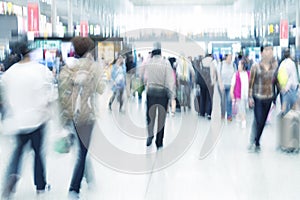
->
[142, 42, 175, 149]
[220, 54, 236, 121]
[1, 37, 54, 198]
[278, 48, 299, 115]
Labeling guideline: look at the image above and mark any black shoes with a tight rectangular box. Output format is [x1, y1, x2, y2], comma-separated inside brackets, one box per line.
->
[248, 143, 261, 153]
[156, 143, 163, 150]
[36, 184, 51, 194]
[146, 137, 153, 146]
[146, 137, 163, 150]
[254, 145, 261, 152]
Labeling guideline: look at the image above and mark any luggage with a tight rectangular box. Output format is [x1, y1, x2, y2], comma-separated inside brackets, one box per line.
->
[277, 110, 300, 152]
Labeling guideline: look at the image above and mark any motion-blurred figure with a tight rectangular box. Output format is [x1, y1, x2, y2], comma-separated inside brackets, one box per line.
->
[58, 36, 105, 199]
[142, 42, 175, 149]
[1, 36, 54, 199]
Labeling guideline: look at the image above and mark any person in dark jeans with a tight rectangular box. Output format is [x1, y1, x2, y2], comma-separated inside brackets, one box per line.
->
[146, 88, 169, 148]
[1, 36, 53, 198]
[2, 124, 48, 198]
[142, 42, 175, 149]
[251, 98, 273, 147]
[58, 36, 105, 199]
[69, 122, 93, 193]
[248, 43, 278, 152]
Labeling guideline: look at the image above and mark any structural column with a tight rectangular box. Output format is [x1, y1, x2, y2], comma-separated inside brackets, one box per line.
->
[67, 0, 73, 36]
[296, 0, 300, 50]
[51, 0, 57, 36]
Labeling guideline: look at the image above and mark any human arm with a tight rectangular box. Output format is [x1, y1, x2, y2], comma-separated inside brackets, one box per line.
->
[248, 64, 257, 107]
[217, 62, 224, 91]
[165, 61, 176, 100]
[230, 73, 236, 100]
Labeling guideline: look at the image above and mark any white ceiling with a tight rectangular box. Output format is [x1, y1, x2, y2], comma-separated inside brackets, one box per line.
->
[128, 0, 238, 6]
[1, 0, 297, 30]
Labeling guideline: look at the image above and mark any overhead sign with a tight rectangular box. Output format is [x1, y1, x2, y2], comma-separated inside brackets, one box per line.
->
[80, 20, 88, 37]
[280, 19, 289, 47]
[27, 2, 39, 35]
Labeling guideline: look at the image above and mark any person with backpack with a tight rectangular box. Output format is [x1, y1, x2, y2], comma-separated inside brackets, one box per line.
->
[195, 54, 216, 119]
[277, 48, 299, 115]
[108, 55, 126, 111]
[58, 36, 105, 199]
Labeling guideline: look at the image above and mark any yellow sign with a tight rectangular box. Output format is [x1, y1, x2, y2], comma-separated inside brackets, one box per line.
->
[7, 2, 12, 15]
[269, 24, 274, 34]
[98, 42, 114, 64]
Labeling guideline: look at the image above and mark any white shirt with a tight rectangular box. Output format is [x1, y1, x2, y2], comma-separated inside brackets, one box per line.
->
[1, 61, 54, 135]
[240, 71, 249, 99]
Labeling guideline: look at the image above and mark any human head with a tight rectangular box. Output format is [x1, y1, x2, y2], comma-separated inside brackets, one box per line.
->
[224, 54, 232, 63]
[151, 41, 161, 56]
[71, 36, 94, 58]
[238, 59, 246, 71]
[4, 36, 32, 70]
[283, 48, 290, 59]
[260, 42, 273, 61]
[10, 35, 32, 57]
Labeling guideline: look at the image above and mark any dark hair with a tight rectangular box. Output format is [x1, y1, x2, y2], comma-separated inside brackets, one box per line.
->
[71, 36, 94, 58]
[260, 42, 273, 52]
[10, 35, 31, 56]
[240, 59, 247, 70]
[151, 49, 161, 56]
[283, 48, 290, 59]
[3, 53, 21, 71]
[224, 54, 230, 60]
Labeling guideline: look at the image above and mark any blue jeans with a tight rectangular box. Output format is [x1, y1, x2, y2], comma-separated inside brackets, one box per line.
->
[250, 97, 273, 146]
[146, 88, 169, 147]
[5, 124, 47, 191]
[69, 121, 94, 193]
[281, 88, 298, 115]
[224, 86, 232, 118]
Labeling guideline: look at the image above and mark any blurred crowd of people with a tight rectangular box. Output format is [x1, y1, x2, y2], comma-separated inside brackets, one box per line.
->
[0, 35, 300, 199]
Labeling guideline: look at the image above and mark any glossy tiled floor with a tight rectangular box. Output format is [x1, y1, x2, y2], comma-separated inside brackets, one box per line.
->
[1, 85, 300, 200]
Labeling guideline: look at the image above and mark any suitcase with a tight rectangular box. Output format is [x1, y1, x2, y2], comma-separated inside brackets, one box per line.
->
[277, 110, 300, 152]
